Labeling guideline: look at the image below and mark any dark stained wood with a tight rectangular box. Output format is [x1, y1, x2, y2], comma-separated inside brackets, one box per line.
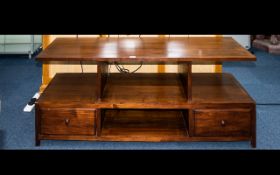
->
[100, 73, 254, 109]
[40, 108, 96, 135]
[37, 106, 254, 143]
[36, 37, 256, 63]
[38, 134, 250, 142]
[100, 110, 188, 140]
[35, 104, 41, 146]
[97, 62, 108, 100]
[37, 73, 255, 109]
[188, 110, 195, 137]
[101, 73, 187, 108]
[188, 64, 192, 102]
[96, 109, 102, 136]
[35, 37, 257, 147]
[181, 110, 189, 135]
[178, 62, 192, 101]
[251, 105, 257, 148]
[192, 108, 252, 137]
[192, 73, 255, 104]
[38, 134, 96, 141]
[36, 73, 97, 108]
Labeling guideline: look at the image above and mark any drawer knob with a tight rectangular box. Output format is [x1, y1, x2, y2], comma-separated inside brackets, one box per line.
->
[221, 120, 226, 126]
[65, 118, 70, 125]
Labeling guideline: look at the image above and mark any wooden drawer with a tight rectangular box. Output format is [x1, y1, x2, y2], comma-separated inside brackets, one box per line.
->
[40, 108, 96, 135]
[192, 109, 251, 137]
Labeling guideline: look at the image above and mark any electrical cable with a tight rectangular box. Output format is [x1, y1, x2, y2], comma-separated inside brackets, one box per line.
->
[113, 35, 143, 73]
[114, 62, 143, 73]
[131, 62, 143, 73]
[108, 63, 111, 77]
[80, 61, 83, 73]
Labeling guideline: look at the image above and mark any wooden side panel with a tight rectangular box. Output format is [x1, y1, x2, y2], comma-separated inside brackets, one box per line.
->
[178, 62, 192, 101]
[97, 62, 108, 100]
[251, 104, 257, 148]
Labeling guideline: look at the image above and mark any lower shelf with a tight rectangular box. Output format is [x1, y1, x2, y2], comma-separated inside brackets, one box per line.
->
[100, 110, 188, 141]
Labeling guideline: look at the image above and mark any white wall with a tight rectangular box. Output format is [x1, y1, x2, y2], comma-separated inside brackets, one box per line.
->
[0, 35, 42, 54]
[223, 35, 250, 49]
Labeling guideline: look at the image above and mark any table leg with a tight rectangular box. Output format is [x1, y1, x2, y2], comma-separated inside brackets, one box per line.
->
[178, 62, 192, 102]
[97, 62, 109, 100]
[251, 105, 257, 148]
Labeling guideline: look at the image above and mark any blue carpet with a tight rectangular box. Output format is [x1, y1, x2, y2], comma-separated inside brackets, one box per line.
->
[0, 48, 280, 149]
[223, 48, 280, 104]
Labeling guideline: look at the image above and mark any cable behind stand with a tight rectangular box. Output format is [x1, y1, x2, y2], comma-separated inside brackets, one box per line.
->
[114, 62, 143, 73]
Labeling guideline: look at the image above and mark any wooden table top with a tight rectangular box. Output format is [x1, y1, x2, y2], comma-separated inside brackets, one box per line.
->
[36, 37, 256, 63]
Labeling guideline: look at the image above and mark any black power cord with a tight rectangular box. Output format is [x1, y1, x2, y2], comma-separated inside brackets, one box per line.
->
[113, 35, 143, 73]
[114, 62, 143, 73]
[80, 61, 84, 73]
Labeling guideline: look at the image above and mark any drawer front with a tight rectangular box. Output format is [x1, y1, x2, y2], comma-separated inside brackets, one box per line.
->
[40, 109, 96, 135]
[193, 109, 251, 137]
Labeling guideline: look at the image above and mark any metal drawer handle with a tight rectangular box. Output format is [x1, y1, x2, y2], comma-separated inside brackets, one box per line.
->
[221, 120, 226, 126]
[65, 118, 70, 125]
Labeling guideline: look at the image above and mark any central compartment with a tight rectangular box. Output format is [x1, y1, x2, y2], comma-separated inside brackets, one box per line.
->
[99, 109, 189, 141]
[100, 73, 188, 108]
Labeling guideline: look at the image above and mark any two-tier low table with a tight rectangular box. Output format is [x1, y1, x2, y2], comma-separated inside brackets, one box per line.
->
[35, 37, 256, 147]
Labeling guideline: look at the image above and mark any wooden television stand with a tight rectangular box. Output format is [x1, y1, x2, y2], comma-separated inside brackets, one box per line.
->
[35, 37, 256, 147]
